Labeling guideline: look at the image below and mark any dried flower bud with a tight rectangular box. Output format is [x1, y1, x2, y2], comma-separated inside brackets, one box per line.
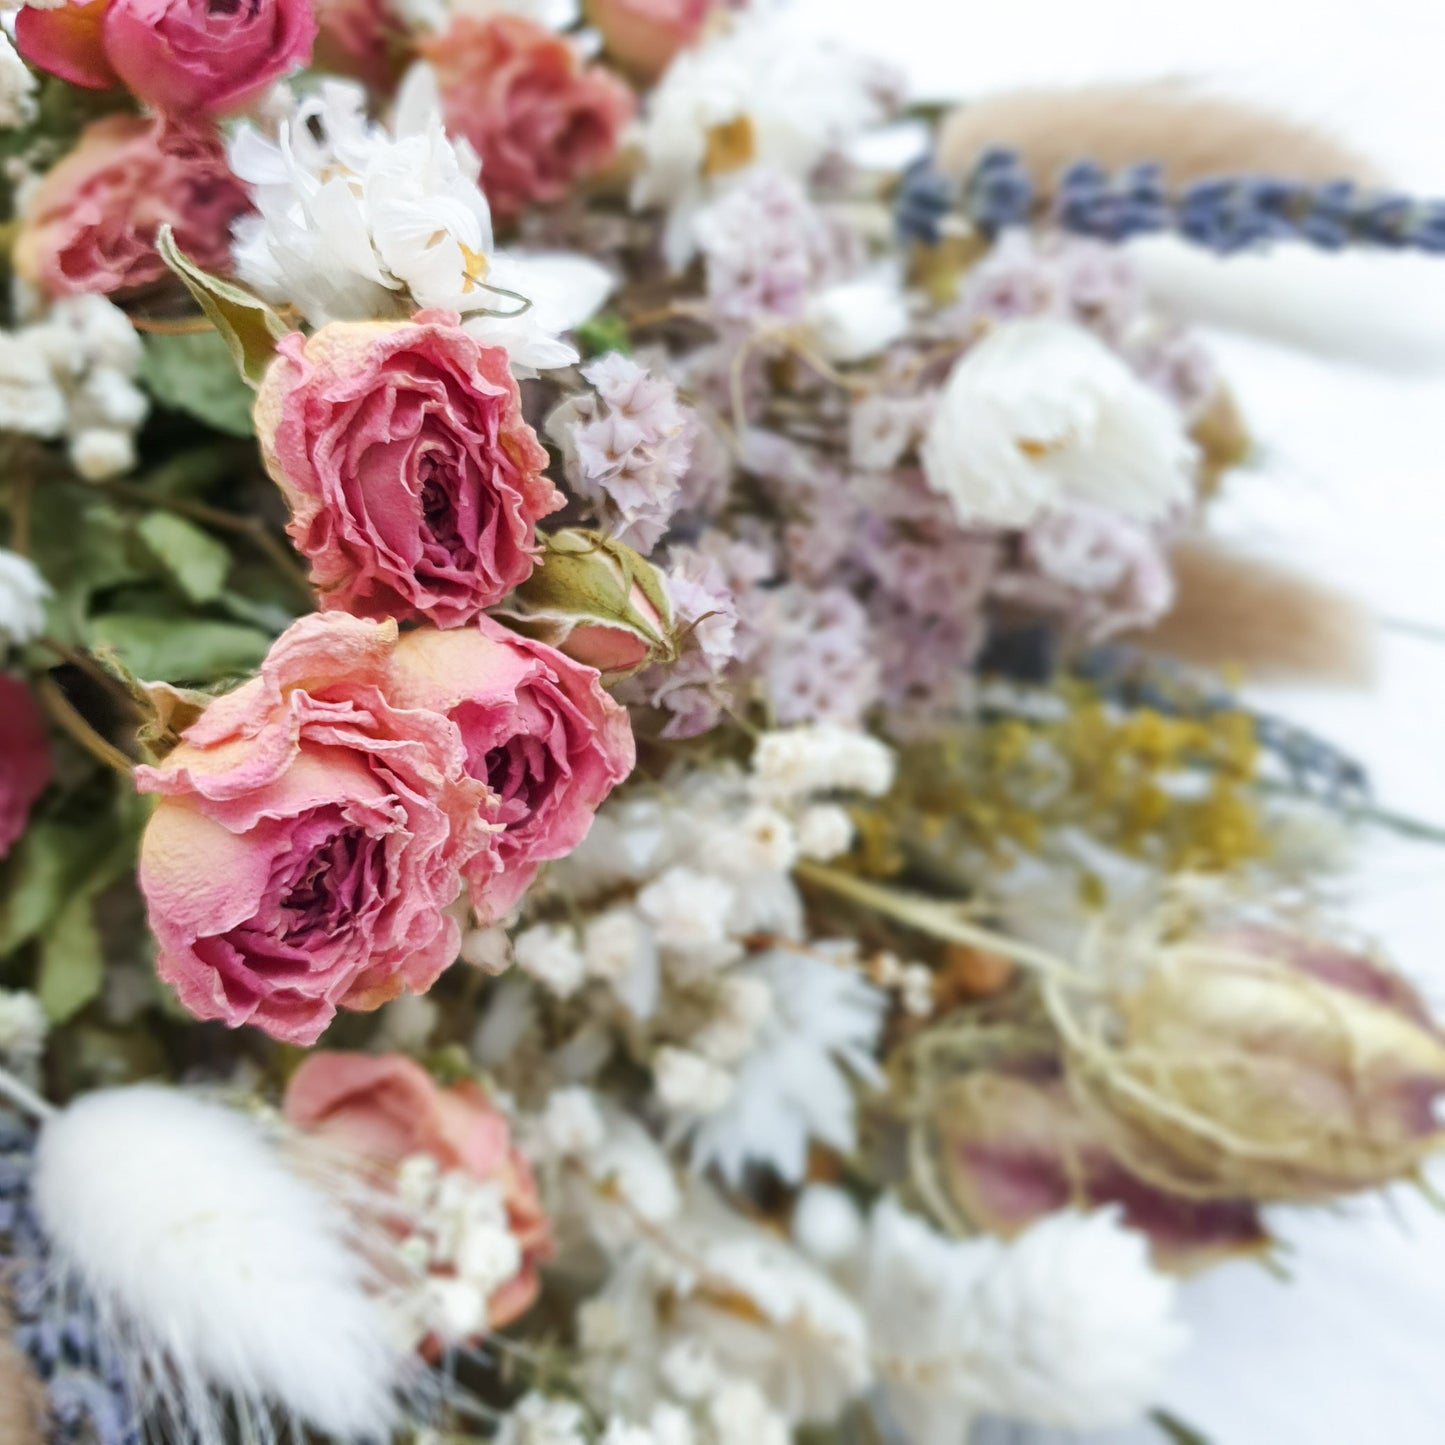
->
[1054, 926, 1445, 1202]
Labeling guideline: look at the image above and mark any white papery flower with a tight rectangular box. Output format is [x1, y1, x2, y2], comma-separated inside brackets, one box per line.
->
[923, 318, 1196, 529]
[803, 269, 911, 365]
[751, 726, 895, 803]
[863, 1201, 1186, 1443]
[631, 9, 895, 267]
[0, 34, 36, 129]
[0, 549, 50, 645]
[230, 69, 612, 374]
[683, 948, 885, 1185]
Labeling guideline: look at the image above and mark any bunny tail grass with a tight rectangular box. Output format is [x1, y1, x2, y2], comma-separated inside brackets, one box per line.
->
[30, 1085, 414, 1445]
[1130, 539, 1377, 685]
[936, 82, 1382, 190]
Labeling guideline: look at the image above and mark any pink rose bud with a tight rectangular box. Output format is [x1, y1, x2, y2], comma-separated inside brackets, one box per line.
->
[103, 0, 315, 116]
[389, 618, 635, 921]
[14, 115, 251, 299]
[585, 0, 718, 80]
[421, 14, 635, 221]
[15, 0, 119, 91]
[254, 313, 562, 630]
[0, 676, 51, 860]
[135, 614, 497, 1046]
[284, 1051, 552, 1330]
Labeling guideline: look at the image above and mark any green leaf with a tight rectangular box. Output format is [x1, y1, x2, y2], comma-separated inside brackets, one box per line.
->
[139, 329, 258, 437]
[155, 225, 290, 387]
[37, 892, 104, 1023]
[88, 613, 271, 684]
[0, 820, 113, 956]
[574, 314, 631, 359]
[136, 512, 231, 604]
[1152, 1410, 1213, 1445]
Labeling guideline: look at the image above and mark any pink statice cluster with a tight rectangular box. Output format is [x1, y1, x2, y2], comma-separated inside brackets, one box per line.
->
[547, 354, 694, 553]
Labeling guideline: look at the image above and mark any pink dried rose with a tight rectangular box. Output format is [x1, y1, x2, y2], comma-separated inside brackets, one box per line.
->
[135, 614, 495, 1046]
[421, 14, 635, 221]
[586, 0, 716, 79]
[254, 311, 562, 629]
[389, 618, 636, 920]
[0, 677, 51, 860]
[312, 0, 402, 90]
[13, 115, 251, 299]
[284, 1051, 552, 1329]
[20, 0, 317, 116]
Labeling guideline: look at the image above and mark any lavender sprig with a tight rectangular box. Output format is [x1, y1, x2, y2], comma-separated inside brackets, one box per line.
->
[1, 1112, 142, 1445]
[900, 147, 1445, 255]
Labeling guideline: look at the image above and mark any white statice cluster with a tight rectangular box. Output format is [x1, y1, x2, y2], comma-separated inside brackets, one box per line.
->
[0, 295, 148, 480]
[631, 8, 899, 267]
[536, 1101, 1183, 1442]
[388, 1151, 525, 1346]
[496, 728, 895, 1185]
[0, 987, 48, 1072]
[230, 68, 612, 374]
[922, 317, 1197, 530]
[547, 354, 694, 554]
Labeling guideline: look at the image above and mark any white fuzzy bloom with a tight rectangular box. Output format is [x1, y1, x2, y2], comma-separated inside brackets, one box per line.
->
[922, 318, 1196, 529]
[0, 549, 50, 645]
[0, 332, 66, 438]
[513, 923, 588, 997]
[497, 1394, 590, 1445]
[791, 1183, 863, 1266]
[863, 1202, 1186, 1442]
[535, 1086, 607, 1159]
[751, 726, 895, 803]
[0, 988, 47, 1068]
[684, 948, 885, 1186]
[0, 34, 36, 129]
[803, 269, 910, 364]
[794, 804, 854, 862]
[637, 867, 736, 952]
[631, 10, 895, 268]
[655, 1046, 734, 1116]
[230, 70, 611, 374]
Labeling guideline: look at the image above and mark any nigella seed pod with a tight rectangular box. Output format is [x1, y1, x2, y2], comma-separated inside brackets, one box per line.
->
[1051, 925, 1445, 1202]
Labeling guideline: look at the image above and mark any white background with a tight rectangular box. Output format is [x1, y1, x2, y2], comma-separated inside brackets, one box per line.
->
[792, 3, 1445, 1441]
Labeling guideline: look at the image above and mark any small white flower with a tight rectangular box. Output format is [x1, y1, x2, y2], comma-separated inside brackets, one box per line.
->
[0, 549, 50, 645]
[648, 1402, 696, 1445]
[703, 1383, 790, 1445]
[0, 989, 48, 1068]
[714, 805, 798, 878]
[655, 1046, 734, 1116]
[584, 1111, 682, 1230]
[922, 318, 1196, 529]
[0, 332, 66, 439]
[455, 1218, 524, 1300]
[684, 948, 885, 1186]
[600, 1418, 655, 1445]
[691, 974, 773, 1066]
[0, 34, 37, 130]
[659, 1338, 722, 1401]
[460, 922, 514, 974]
[497, 1394, 590, 1445]
[898, 963, 934, 1017]
[803, 270, 910, 364]
[513, 923, 588, 998]
[790, 1183, 863, 1265]
[536, 1086, 606, 1159]
[751, 726, 895, 803]
[69, 427, 136, 482]
[422, 1276, 488, 1344]
[371, 992, 440, 1052]
[794, 804, 854, 862]
[863, 1201, 1186, 1440]
[584, 907, 658, 989]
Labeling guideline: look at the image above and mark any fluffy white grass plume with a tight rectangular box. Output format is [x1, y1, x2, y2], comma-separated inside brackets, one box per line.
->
[937, 83, 1381, 191]
[30, 1085, 414, 1443]
[922, 319, 1196, 529]
[1134, 537, 1377, 685]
